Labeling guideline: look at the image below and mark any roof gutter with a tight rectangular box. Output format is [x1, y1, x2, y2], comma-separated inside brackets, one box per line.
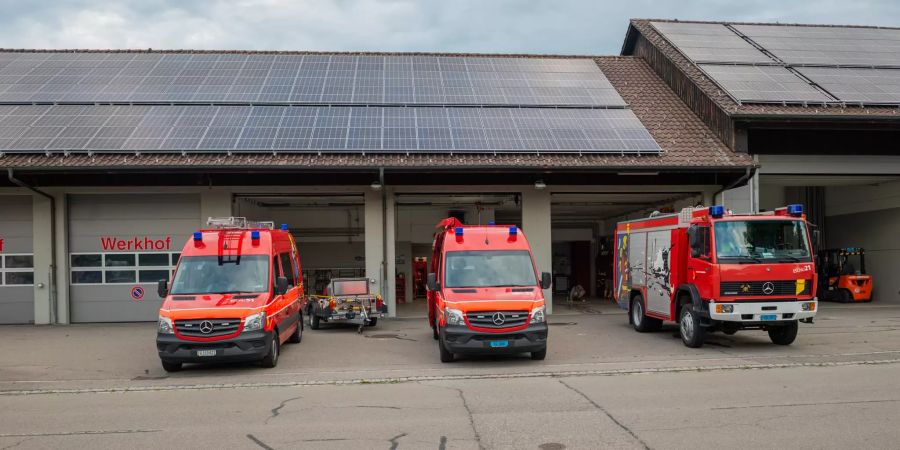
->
[6, 169, 57, 324]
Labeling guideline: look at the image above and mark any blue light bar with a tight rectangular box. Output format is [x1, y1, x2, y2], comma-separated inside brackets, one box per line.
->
[251, 230, 260, 240]
[280, 224, 289, 231]
[509, 226, 518, 235]
[455, 227, 464, 236]
[787, 204, 803, 216]
[709, 205, 725, 218]
[193, 232, 202, 241]
[488, 220, 496, 225]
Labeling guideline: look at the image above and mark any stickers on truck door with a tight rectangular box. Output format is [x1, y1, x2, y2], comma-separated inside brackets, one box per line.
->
[645, 230, 673, 315]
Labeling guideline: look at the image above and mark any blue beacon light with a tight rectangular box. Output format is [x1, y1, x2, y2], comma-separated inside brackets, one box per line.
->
[709, 205, 725, 218]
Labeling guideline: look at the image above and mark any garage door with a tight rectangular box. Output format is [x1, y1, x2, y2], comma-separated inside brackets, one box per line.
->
[0, 196, 34, 324]
[68, 194, 200, 323]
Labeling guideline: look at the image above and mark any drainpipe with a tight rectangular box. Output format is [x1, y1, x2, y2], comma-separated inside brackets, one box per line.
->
[712, 167, 755, 207]
[379, 168, 388, 310]
[7, 169, 57, 324]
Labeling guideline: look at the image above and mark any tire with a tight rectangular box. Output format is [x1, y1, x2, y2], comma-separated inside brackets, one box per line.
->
[839, 289, 853, 303]
[161, 360, 182, 372]
[288, 312, 303, 343]
[530, 347, 547, 360]
[310, 311, 321, 330]
[768, 321, 799, 345]
[679, 304, 706, 348]
[431, 319, 439, 340]
[366, 317, 378, 327]
[260, 332, 280, 368]
[631, 295, 662, 332]
[438, 328, 454, 363]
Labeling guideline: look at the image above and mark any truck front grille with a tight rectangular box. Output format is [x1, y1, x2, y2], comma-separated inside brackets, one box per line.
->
[466, 311, 528, 329]
[175, 318, 241, 337]
[720, 281, 799, 296]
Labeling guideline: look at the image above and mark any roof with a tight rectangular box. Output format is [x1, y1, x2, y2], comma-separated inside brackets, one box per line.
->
[0, 55, 751, 171]
[624, 19, 900, 119]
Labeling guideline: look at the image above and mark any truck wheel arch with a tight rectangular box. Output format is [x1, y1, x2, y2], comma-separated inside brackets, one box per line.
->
[674, 285, 702, 322]
[627, 289, 643, 324]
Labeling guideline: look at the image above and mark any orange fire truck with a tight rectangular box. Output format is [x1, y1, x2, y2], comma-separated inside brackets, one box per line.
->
[615, 205, 818, 347]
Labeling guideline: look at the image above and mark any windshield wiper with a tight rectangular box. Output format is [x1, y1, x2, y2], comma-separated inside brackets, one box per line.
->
[777, 256, 801, 262]
[734, 256, 764, 264]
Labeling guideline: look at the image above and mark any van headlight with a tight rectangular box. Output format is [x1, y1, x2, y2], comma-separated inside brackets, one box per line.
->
[445, 308, 465, 326]
[158, 316, 174, 334]
[530, 306, 546, 324]
[243, 311, 267, 332]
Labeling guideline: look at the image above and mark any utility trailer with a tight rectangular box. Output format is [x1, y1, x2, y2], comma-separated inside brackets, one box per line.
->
[307, 277, 386, 333]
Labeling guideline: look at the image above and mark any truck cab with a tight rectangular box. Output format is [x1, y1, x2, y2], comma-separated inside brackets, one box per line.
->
[427, 218, 551, 362]
[156, 217, 306, 372]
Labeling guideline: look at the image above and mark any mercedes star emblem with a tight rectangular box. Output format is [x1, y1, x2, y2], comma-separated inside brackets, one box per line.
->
[199, 320, 214, 334]
[491, 312, 506, 326]
[762, 282, 775, 295]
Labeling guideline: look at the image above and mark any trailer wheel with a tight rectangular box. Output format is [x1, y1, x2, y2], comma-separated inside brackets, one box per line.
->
[310, 311, 321, 330]
[631, 295, 662, 332]
[260, 332, 279, 368]
[768, 321, 799, 345]
[679, 304, 705, 348]
[161, 360, 182, 372]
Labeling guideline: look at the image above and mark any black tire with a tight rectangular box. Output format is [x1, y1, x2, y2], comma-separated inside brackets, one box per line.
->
[839, 289, 853, 303]
[679, 304, 706, 348]
[431, 318, 439, 340]
[631, 295, 662, 332]
[366, 317, 378, 327]
[161, 360, 182, 372]
[768, 321, 799, 345]
[260, 332, 279, 368]
[530, 347, 547, 360]
[438, 328, 454, 363]
[310, 311, 321, 330]
[288, 312, 303, 343]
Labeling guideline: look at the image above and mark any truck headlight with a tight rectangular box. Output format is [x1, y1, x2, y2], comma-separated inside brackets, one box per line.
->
[158, 316, 174, 334]
[445, 308, 465, 326]
[530, 305, 546, 324]
[715, 304, 734, 314]
[801, 302, 816, 312]
[243, 311, 267, 332]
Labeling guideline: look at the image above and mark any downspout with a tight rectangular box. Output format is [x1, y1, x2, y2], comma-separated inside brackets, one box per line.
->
[712, 167, 755, 207]
[7, 169, 57, 324]
[379, 168, 388, 312]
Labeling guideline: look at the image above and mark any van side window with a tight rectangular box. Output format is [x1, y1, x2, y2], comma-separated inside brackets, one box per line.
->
[688, 225, 711, 258]
[279, 253, 296, 287]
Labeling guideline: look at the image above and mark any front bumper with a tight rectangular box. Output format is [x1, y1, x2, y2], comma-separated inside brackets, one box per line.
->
[442, 323, 548, 355]
[708, 300, 817, 322]
[157, 330, 272, 364]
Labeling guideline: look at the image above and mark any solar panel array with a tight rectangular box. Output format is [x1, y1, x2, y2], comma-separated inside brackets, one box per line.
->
[0, 52, 664, 155]
[651, 21, 900, 106]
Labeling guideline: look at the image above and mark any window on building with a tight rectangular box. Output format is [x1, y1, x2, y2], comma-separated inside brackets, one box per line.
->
[1, 254, 35, 286]
[70, 252, 180, 285]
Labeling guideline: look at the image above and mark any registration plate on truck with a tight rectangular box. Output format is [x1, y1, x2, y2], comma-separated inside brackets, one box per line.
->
[489, 340, 509, 348]
[760, 314, 777, 321]
[196, 349, 217, 357]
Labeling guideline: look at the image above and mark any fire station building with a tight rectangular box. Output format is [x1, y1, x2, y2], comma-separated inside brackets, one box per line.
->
[1, 19, 898, 324]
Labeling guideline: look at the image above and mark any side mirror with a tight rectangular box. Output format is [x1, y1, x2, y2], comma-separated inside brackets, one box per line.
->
[275, 276, 289, 296]
[426, 273, 439, 291]
[541, 272, 552, 290]
[157, 279, 168, 298]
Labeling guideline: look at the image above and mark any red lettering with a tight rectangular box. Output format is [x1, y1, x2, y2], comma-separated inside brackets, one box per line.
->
[117, 240, 127, 251]
[100, 237, 116, 250]
[99, 236, 172, 252]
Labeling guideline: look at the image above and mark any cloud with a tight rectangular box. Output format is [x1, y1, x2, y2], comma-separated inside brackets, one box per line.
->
[0, 0, 898, 54]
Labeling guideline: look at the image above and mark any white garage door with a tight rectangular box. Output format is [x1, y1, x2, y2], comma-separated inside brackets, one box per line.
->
[68, 194, 200, 323]
[0, 196, 34, 324]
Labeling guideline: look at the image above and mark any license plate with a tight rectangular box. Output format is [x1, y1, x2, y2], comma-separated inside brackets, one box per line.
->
[196, 349, 217, 357]
[489, 340, 509, 348]
[760, 314, 777, 321]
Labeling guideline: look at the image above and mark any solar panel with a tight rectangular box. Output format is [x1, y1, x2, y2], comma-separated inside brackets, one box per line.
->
[650, 22, 773, 64]
[698, 64, 833, 103]
[734, 24, 900, 66]
[796, 67, 900, 104]
[0, 104, 660, 155]
[0, 53, 626, 107]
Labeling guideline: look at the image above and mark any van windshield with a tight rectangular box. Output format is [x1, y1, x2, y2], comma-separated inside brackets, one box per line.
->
[170, 255, 269, 294]
[714, 220, 811, 263]
[444, 250, 537, 288]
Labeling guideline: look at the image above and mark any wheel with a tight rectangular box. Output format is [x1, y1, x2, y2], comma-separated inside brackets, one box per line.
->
[431, 318, 439, 340]
[310, 311, 321, 330]
[768, 321, 799, 345]
[631, 295, 662, 332]
[679, 304, 706, 348]
[366, 317, 378, 327]
[438, 328, 454, 363]
[161, 360, 182, 372]
[288, 312, 303, 343]
[530, 347, 547, 360]
[260, 332, 279, 368]
[839, 289, 853, 303]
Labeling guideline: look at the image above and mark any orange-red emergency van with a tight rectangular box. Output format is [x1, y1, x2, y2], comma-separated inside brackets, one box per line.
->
[427, 218, 551, 362]
[156, 217, 306, 371]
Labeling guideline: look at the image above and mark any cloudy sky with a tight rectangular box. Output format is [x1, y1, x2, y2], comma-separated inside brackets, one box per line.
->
[1, 0, 899, 54]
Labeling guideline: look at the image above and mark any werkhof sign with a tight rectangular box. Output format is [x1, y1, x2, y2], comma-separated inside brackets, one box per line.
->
[100, 236, 172, 251]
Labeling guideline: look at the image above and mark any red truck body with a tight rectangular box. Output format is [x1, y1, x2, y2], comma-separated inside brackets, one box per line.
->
[614, 205, 818, 347]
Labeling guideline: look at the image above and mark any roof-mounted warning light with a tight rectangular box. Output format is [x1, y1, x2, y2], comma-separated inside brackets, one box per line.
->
[709, 205, 725, 219]
[251, 230, 261, 240]
[787, 204, 804, 217]
[455, 227, 464, 236]
[193, 232, 203, 241]
[280, 224, 289, 231]
[488, 220, 496, 225]
[509, 226, 518, 236]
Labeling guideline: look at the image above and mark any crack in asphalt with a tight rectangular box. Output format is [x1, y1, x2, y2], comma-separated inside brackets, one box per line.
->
[247, 434, 275, 450]
[712, 398, 900, 410]
[558, 379, 651, 450]
[0, 429, 160, 438]
[447, 386, 484, 450]
[265, 395, 302, 424]
[0, 438, 29, 450]
[388, 432, 407, 449]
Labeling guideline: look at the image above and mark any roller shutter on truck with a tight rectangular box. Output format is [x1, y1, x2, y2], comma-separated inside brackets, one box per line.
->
[68, 194, 200, 323]
[0, 196, 34, 324]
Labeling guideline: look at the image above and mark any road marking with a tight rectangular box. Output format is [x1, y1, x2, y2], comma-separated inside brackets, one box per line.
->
[1, 358, 898, 397]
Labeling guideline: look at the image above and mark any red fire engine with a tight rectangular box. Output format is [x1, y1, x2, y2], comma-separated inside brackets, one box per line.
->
[614, 205, 818, 347]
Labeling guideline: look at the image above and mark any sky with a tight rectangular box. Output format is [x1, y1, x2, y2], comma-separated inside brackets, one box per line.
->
[1, 0, 899, 55]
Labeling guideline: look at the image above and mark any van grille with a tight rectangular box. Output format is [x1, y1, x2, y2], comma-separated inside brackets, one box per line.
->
[466, 311, 528, 329]
[720, 281, 798, 296]
[175, 318, 241, 337]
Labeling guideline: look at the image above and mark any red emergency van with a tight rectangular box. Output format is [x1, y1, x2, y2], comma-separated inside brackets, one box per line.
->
[427, 218, 551, 362]
[156, 217, 306, 371]
[615, 205, 818, 347]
